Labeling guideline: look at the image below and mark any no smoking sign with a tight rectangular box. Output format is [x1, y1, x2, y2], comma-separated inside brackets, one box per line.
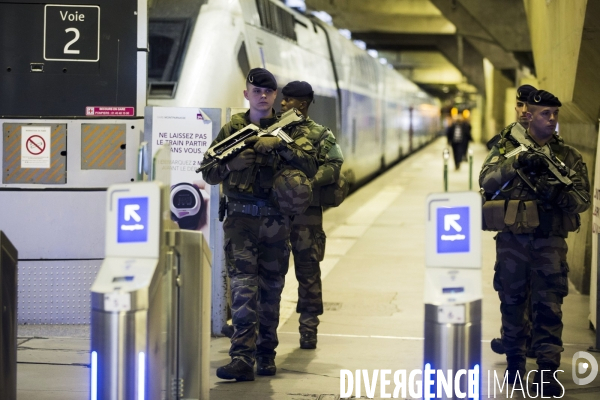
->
[26, 135, 46, 155]
[21, 127, 51, 169]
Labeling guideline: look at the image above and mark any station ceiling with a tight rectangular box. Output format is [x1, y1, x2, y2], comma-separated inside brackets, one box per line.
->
[305, 0, 534, 101]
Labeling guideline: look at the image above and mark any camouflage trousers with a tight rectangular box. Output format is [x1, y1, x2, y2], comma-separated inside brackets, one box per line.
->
[493, 232, 569, 367]
[223, 212, 291, 366]
[291, 206, 326, 334]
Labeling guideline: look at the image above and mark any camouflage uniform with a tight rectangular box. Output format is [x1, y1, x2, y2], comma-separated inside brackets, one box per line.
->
[290, 118, 344, 334]
[480, 128, 590, 368]
[202, 111, 317, 366]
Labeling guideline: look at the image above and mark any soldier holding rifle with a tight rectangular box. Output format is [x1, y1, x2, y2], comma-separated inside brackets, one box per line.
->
[200, 68, 318, 381]
[480, 89, 590, 395]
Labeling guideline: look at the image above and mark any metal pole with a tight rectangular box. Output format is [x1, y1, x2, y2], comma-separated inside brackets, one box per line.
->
[468, 148, 474, 190]
[443, 148, 450, 192]
[137, 142, 147, 181]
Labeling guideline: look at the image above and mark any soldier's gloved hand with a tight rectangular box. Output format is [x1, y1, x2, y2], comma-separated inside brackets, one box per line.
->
[535, 174, 563, 203]
[226, 149, 256, 171]
[514, 152, 546, 174]
[252, 137, 282, 154]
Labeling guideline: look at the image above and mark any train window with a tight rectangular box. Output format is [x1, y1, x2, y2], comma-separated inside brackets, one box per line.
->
[148, 19, 191, 98]
[255, 0, 297, 42]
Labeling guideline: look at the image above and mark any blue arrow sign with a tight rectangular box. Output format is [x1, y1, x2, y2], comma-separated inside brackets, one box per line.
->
[436, 206, 469, 253]
[117, 197, 149, 243]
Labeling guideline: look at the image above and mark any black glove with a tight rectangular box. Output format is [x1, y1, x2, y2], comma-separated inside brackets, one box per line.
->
[226, 148, 256, 171]
[535, 174, 563, 204]
[514, 152, 546, 174]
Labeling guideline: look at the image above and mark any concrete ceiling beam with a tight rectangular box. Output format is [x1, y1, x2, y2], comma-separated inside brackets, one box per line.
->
[306, 0, 444, 16]
[430, 0, 524, 71]
[457, 0, 531, 52]
[571, 0, 600, 121]
[330, 14, 456, 34]
[352, 32, 485, 93]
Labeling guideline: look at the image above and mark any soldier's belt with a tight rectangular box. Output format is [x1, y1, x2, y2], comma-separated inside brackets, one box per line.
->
[227, 200, 281, 217]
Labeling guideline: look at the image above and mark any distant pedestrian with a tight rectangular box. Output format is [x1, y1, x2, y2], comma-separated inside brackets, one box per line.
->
[446, 114, 472, 170]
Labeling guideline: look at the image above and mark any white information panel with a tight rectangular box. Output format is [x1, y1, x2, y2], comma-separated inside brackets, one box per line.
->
[104, 181, 162, 259]
[149, 107, 213, 241]
[425, 191, 482, 269]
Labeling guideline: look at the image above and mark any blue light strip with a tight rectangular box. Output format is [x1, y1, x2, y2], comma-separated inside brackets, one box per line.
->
[138, 352, 146, 400]
[91, 351, 98, 400]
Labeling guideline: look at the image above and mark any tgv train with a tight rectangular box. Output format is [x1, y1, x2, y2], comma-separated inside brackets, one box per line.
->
[148, 0, 440, 186]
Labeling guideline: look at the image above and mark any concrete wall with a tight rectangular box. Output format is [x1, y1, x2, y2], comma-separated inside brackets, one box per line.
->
[482, 59, 513, 143]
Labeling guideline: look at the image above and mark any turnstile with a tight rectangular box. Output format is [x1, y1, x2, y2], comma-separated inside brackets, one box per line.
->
[90, 181, 211, 400]
[0, 231, 18, 400]
[424, 192, 482, 400]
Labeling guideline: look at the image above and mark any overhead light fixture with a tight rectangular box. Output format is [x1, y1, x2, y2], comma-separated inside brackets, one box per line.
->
[338, 29, 351, 40]
[367, 49, 378, 58]
[284, 0, 306, 11]
[353, 40, 366, 50]
[311, 11, 333, 25]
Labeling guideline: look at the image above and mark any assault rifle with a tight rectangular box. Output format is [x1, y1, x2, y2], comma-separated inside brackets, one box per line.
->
[195, 108, 304, 173]
[504, 143, 589, 203]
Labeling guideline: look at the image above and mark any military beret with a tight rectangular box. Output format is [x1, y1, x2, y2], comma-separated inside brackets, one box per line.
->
[246, 68, 277, 90]
[516, 84, 537, 101]
[527, 90, 562, 107]
[282, 81, 314, 99]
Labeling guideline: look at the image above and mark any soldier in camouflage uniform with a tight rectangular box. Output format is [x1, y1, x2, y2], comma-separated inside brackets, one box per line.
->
[480, 90, 590, 395]
[201, 68, 318, 381]
[280, 81, 344, 349]
[489, 84, 537, 358]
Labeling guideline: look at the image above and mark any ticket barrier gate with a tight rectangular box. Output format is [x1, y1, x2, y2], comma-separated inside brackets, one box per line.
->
[90, 182, 211, 400]
[0, 231, 18, 400]
[424, 193, 482, 399]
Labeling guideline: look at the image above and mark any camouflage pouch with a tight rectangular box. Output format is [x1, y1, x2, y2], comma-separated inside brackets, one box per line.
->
[482, 200, 506, 231]
[505, 200, 539, 234]
[319, 173, 349, 207]
[562, 212, 581, 232]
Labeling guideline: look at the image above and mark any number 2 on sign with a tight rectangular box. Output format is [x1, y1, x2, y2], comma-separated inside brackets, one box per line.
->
[64, 28, 80, 54]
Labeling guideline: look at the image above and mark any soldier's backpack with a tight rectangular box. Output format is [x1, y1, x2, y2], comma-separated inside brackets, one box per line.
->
[316, 130, 349, 207]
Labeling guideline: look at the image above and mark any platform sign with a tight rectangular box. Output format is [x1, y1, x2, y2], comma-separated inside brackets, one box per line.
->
[105, 182, 162, 259]
[44, 5, 100, 62]
[436, 206, 470, 253]
[117, 197, 148, 243]
[426, 192, 482, 269]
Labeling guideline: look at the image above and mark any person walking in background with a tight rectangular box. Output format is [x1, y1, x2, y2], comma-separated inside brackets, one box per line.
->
[446, 113, 472, 170]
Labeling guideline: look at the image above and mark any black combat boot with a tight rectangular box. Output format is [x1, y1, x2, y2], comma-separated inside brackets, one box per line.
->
[506, 355, 526, 386]
[256, 357, 276, 376]
[300, 331, 317, 349]
[526, 347, 537, 358]
[532, 365, 564, 397]
[490, 338, 505, 354]
[216, 359, 255, 381]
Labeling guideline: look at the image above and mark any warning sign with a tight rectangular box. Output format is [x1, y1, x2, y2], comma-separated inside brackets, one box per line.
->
[21, 126, 51, 169]
[86, 106, 135, 116]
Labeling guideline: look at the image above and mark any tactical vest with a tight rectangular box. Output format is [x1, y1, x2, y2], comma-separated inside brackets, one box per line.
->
[223, 113, 279, 201]
[482, 127, 580, 237]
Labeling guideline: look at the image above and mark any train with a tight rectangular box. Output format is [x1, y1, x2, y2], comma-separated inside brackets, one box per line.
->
[147, 0, 441, 186]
